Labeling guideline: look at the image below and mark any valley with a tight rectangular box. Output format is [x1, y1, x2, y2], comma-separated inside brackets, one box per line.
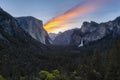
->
[0, 7, 120, 80]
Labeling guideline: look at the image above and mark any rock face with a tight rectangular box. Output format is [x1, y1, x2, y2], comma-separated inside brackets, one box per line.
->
[0, 8, 48, 78]
[0, 8, 31, 42]
[49, 33, 57, 41]
[53, 16, 120, 46]
[53, 30, 74, 45]
[0, 8, 45, 51]
[16, 17, 51, 44]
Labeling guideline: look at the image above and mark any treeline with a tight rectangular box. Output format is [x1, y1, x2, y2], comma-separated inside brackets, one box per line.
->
[0, 37, 120, 80]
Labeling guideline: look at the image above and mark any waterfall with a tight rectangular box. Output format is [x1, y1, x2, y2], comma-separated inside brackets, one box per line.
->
[78, 39, 83, 47]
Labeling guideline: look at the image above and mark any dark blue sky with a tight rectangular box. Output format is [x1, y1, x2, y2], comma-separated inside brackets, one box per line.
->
[0, 0, 120, 33]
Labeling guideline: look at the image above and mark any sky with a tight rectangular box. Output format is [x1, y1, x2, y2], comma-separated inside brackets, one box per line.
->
[0, 0, 120, 33]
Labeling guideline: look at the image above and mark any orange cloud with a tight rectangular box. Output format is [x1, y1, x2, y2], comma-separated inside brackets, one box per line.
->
[44, 0, 111, 33]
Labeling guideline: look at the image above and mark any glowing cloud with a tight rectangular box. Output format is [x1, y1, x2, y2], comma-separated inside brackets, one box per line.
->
[44, 0, 112, 33]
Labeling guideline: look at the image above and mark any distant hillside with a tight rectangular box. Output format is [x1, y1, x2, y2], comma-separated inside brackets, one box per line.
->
[16, 16, 51, 44]
[0, 8, 47, 79]
[53, 16, 120, 47]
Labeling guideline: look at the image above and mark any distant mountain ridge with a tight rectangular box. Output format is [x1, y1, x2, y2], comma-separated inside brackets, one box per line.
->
[53, 30, 74, 45]
[53, 16, 120, 46]
[0, 8, 49, 78]
[0, 7, 47, 48]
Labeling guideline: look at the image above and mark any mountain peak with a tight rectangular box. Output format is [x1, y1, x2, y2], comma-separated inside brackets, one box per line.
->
[90, 21, 98, 24]
[53, 16, 120, 46]
[17, 16, 41, 21]
[0, 8, 32, 41]
[114, 16, 120, 22]
[82, 21, 90, 26]
[0, 7, 2, 10]
[0, 7, 4, 11]
[16, 17, 51, 44]
[82, 21, 98, 28]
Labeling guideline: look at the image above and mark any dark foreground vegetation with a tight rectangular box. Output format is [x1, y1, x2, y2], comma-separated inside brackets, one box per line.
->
[0, 36, 120, 80]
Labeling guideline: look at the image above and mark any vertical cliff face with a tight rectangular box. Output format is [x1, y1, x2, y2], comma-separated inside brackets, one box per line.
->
[53, 16, 120, 46]
[0, 8, 31, 42]
[0, 7, 48, 51]
[71, 21, 109, 46]
[16, 17, 51, 44]
[71, 17, 120, 46]
[0, 8, 49, 78]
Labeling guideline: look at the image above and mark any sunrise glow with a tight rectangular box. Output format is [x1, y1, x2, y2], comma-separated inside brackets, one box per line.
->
[44, 0, 107, 33]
